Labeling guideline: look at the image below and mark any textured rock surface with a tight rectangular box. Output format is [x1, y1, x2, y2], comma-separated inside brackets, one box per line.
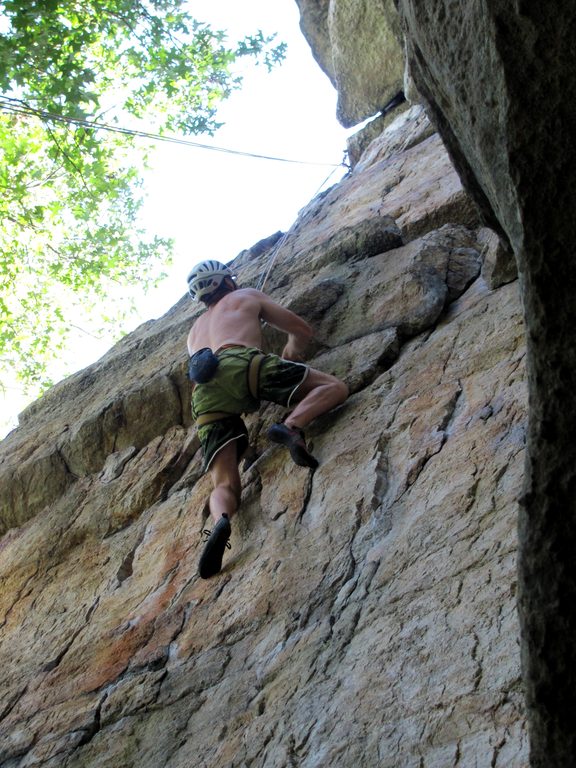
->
[295, 0, 404, 127]
[295, 0, 576, 761]
[392, 5, 576, 766]
[0, 109, 528, 766]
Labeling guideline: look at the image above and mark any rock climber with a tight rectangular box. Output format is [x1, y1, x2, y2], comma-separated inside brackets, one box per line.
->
[186, 259, 349, 579]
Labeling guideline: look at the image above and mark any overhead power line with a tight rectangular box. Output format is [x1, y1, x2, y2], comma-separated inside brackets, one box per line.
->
[0, 97, 343, 168]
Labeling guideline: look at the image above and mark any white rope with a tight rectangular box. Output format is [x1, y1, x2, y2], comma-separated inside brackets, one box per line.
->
[257, 162, 347, 292]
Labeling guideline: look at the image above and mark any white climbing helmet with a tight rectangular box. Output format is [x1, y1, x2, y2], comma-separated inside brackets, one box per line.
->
[186, 260, 235, 301]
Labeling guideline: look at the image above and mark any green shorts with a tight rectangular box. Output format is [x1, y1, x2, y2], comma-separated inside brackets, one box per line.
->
[192, 346, 308, 470]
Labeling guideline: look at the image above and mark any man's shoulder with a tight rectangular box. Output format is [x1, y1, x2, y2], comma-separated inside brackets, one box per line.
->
[235, 287, 261, 297]
[189, 306, 207, 325]
[230, 287, 264, 303]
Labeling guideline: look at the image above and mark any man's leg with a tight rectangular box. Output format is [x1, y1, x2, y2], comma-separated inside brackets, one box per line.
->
[199, 441, 242, 579]
[267, 367, 348, 468]
[284, 367, 348, 430]
[208, 440, 242, 523]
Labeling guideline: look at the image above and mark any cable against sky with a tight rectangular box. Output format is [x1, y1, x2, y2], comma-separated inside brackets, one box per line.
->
[0, 96, 343, 168]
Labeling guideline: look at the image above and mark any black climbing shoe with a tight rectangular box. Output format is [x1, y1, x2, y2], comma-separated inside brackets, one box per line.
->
[198, 515, 232, 579]
[267, 423, 319, 469]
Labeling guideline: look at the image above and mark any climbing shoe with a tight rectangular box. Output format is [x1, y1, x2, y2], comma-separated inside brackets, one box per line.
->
[198, 514, 232, 579]
[267, 423, 319, 469]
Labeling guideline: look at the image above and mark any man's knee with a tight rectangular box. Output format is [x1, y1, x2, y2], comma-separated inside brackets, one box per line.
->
[303, 369, 349, 407]
[332, 378, 349, 404]
[320, 374, 348, 406]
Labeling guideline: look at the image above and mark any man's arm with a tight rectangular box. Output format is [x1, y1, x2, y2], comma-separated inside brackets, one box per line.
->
[255, 290, 314, 361]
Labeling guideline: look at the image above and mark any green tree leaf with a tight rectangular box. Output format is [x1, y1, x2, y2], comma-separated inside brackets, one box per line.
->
[0, 0, 285, 397]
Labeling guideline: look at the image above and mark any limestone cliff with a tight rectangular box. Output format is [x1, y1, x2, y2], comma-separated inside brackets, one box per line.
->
[0, 105, 527, 766]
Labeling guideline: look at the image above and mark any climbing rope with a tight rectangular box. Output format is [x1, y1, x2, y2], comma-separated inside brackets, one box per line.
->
[257, 160, 348, 292]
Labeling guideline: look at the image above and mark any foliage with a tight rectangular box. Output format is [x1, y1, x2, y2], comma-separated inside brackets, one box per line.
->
[0, 0, 286, 391]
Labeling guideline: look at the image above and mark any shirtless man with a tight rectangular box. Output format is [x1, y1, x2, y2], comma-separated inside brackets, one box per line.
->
[186, 259, 348, 579]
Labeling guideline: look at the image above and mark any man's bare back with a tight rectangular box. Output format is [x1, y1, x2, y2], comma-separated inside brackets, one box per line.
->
[187, 287, 313, 361]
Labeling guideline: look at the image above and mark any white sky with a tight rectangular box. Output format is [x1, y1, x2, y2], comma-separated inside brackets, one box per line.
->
[142, 0, 352, 313]
[0, 0, 354, 438]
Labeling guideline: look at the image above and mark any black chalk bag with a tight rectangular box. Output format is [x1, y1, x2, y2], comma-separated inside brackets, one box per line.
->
[188, 347, 219, 383]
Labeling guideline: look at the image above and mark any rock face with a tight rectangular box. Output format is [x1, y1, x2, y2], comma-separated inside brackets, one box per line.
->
[0, 107, 528, 766]
[391, 5, 576, 767]
[295, 3, 576, 764]
[295, 0, 404, 127]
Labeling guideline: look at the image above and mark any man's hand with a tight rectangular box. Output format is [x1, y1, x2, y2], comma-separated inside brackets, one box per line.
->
[282, 339, 306, 362]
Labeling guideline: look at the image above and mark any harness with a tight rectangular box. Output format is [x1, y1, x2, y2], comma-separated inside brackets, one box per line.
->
[194, 347, 265, 427]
